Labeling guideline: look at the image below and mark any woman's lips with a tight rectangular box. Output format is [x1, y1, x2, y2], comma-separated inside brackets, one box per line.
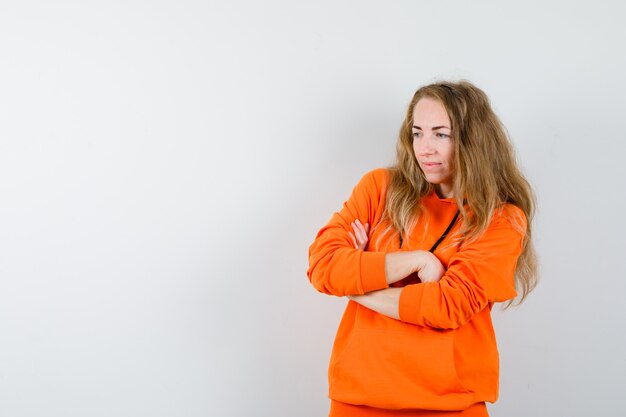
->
[421, 162, 441, 171]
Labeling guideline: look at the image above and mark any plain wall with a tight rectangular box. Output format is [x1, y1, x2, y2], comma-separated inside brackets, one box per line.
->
[1, 1, 625, 416]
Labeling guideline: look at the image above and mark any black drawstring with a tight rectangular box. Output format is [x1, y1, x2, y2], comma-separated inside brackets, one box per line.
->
[429, 210, 460, 252]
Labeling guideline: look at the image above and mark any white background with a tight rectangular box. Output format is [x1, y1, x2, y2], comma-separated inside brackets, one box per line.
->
[1, 1, 625, 416]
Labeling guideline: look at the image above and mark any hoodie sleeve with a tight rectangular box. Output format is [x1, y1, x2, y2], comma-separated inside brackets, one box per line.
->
[398, 205, 526, 329]
[307, 169, 390, 296]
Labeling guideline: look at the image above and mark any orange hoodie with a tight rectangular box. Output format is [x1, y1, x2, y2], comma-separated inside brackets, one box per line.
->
[307, 168, 525, 412]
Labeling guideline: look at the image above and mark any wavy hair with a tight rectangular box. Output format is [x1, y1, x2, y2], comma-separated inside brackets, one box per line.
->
[385, 80, 538, 304]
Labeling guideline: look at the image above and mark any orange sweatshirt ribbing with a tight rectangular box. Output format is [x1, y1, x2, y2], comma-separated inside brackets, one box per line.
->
[307, 169, 525, 413]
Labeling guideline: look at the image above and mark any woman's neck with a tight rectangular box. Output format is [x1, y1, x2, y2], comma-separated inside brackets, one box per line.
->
[434, 184, 454, 199]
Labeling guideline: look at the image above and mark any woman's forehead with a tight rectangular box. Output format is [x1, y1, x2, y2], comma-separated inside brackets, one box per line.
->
[412, 97, 451, 129]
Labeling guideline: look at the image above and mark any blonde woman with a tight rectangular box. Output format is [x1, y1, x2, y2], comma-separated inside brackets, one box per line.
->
[307, 80, 537, 417]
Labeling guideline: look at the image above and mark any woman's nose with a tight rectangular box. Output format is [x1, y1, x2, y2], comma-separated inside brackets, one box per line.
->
[416, 135, 435, 155]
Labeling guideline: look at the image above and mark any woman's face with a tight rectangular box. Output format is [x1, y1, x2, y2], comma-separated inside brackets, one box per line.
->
[412, 97, 455, 198]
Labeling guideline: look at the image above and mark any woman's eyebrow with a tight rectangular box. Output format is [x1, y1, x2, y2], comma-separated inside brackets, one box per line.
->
[412, 125, 451, 130]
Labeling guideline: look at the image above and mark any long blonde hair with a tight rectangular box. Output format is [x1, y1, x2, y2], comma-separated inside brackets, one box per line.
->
[385, 80, 538, 304]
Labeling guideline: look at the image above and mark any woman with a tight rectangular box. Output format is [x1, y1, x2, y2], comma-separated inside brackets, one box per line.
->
[307, 80, 537, 417]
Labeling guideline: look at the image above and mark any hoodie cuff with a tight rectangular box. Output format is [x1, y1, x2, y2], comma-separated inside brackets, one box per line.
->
[399, 284, 425, 326]
[359, 251, 388, 294]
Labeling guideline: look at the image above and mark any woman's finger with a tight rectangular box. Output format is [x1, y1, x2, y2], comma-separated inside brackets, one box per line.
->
[351, 221, 369, 249]
[352, 224, 364, 245]
[348, 231, 358, 249]
[354, 220, 368, 243]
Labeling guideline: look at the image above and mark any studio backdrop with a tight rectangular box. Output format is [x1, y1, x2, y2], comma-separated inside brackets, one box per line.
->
[1, 1, 625, 416]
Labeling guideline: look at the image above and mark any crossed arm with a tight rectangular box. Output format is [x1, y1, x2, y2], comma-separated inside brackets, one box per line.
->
[346, 220, 446, 320]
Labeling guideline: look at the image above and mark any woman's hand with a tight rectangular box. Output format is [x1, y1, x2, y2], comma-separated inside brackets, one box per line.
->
[414, 251, 445, 283]
[349, 219, 370, 250]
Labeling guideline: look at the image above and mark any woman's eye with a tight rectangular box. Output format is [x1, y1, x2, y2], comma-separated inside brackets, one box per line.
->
[412, 132, 422, 138]
[436, 133, 450, 139]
